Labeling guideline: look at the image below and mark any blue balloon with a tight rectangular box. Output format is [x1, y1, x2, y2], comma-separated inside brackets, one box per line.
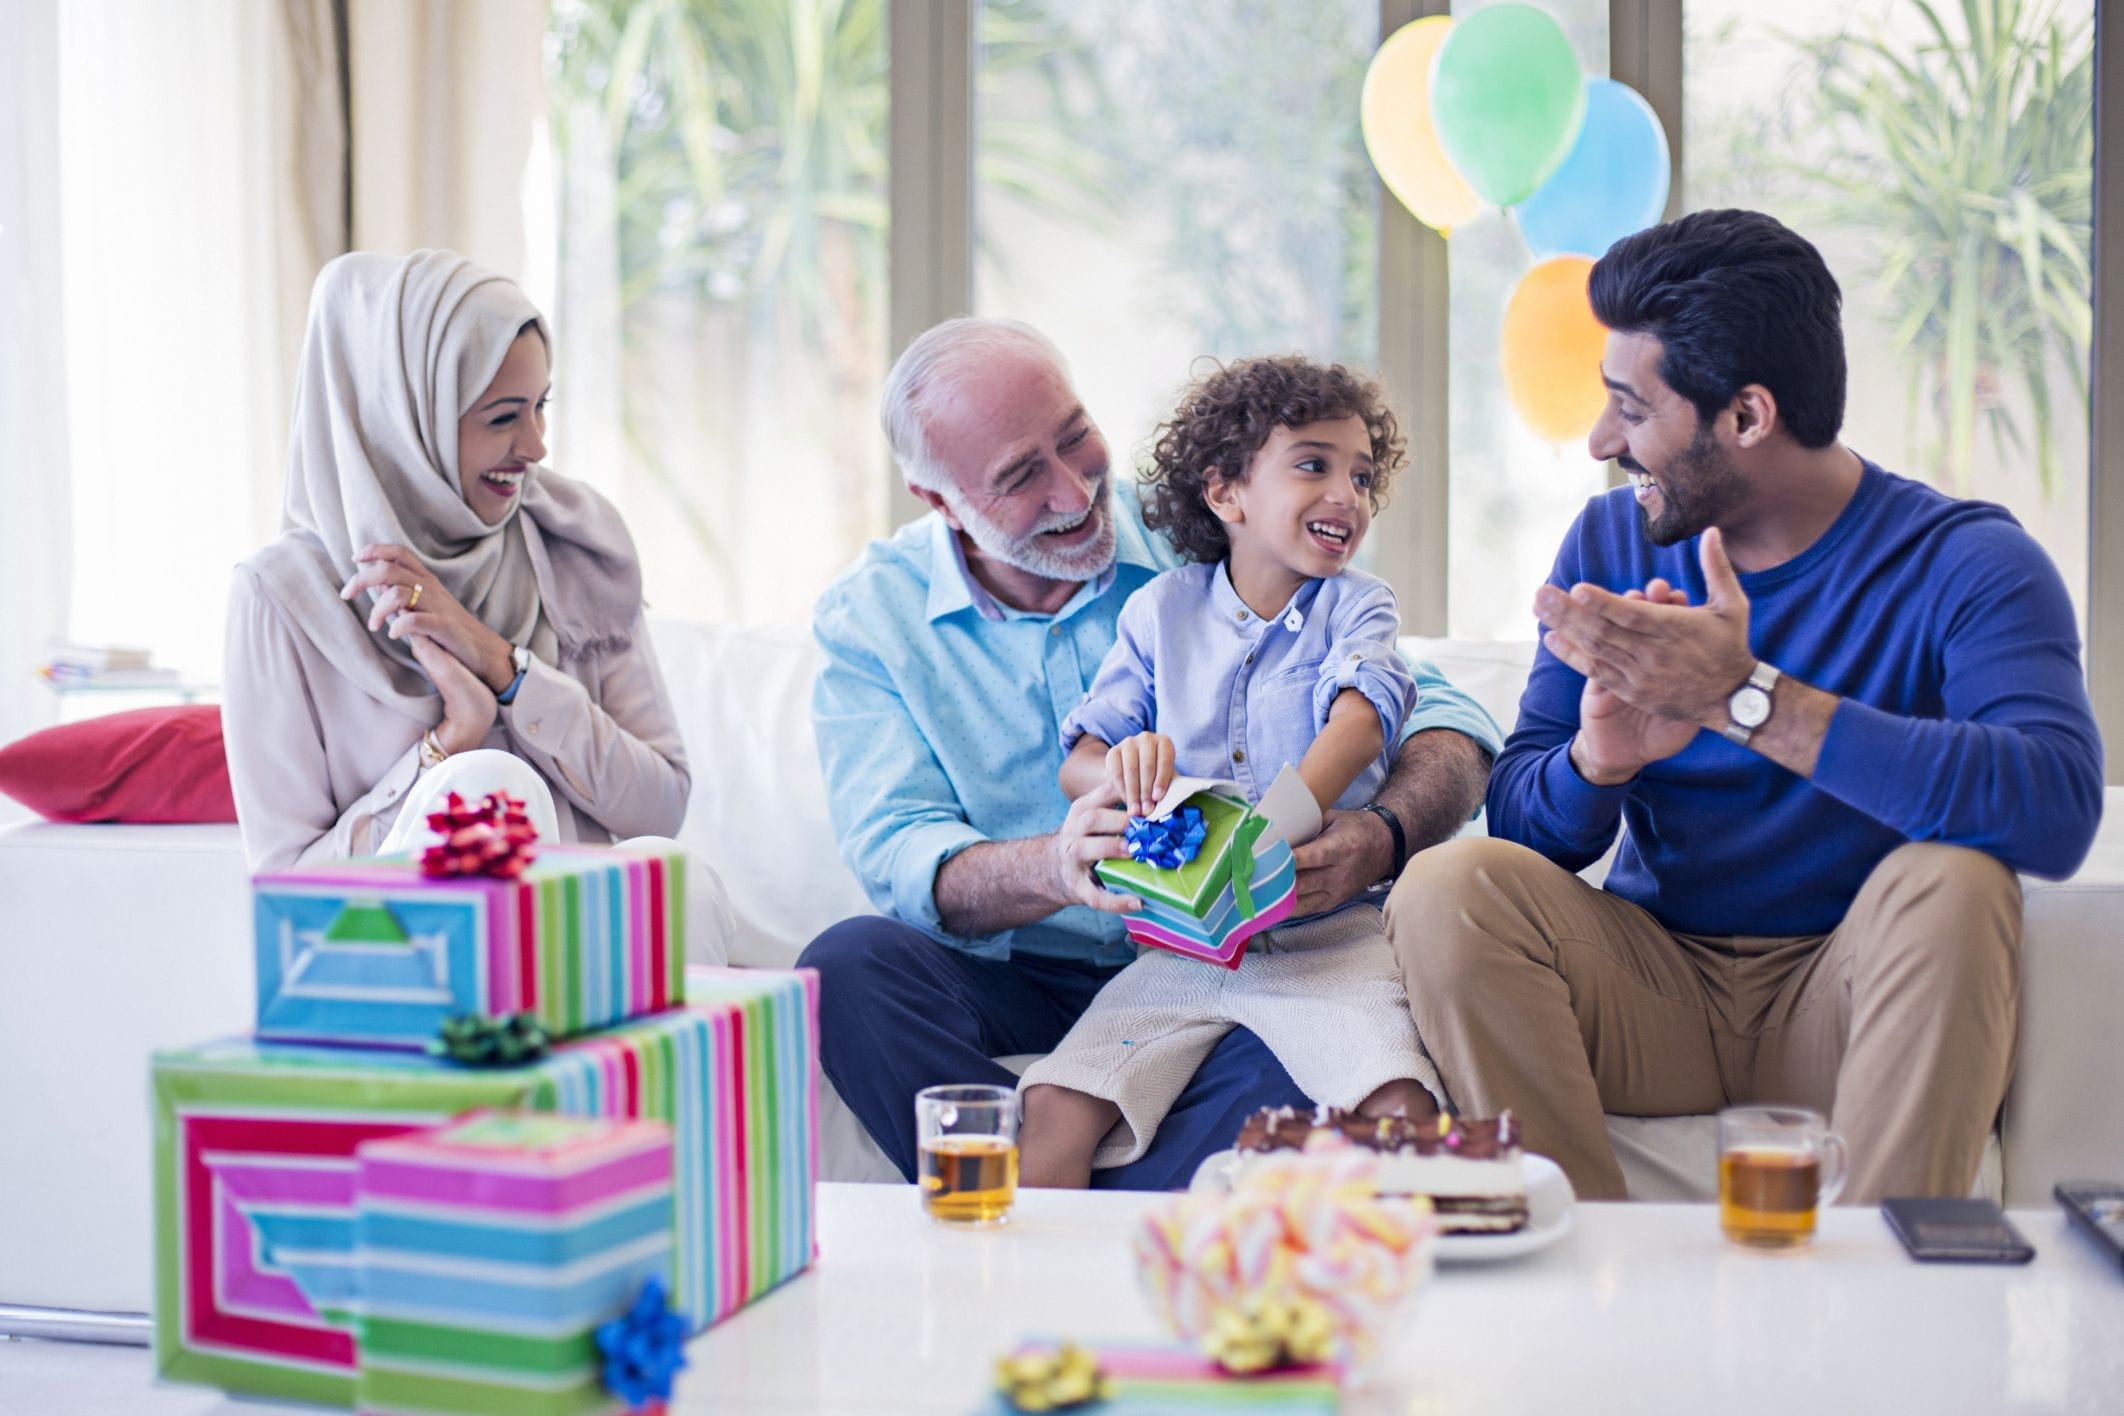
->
[1513, 78, 1671, 260]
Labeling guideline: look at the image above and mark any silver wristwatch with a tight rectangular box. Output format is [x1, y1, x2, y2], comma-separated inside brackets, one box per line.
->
[1721, 661, 1781, 746]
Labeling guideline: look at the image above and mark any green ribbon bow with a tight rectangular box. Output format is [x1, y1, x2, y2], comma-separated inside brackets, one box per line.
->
[428, 1011, 551, 1066]
[1225, 810, 1270, 920]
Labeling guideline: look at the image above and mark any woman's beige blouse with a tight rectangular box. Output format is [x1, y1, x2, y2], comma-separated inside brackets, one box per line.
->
[222, 564, 690, 871]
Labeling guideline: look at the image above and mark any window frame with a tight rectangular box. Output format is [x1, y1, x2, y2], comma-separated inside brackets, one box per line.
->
[889, 0, 2123, 781]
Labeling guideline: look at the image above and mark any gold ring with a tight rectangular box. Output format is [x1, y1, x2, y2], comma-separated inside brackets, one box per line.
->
[407, 583, 423, 611]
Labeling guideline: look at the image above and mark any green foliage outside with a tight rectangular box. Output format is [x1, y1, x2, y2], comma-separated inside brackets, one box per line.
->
[1771, 0, 2092, 496]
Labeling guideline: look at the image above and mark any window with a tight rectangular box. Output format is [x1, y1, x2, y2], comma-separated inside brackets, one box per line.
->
[1445, 0, 1612, 640]
[1684, 0, 2095, 629]
[973, 1, 1381, 487]
[543, 0, 891, 625]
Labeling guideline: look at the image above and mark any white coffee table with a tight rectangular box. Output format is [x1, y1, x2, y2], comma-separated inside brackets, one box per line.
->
[3, 1182, 2120, 1414]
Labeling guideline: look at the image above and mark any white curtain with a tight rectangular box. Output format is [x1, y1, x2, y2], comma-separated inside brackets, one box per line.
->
[56, 0, 328, 688]
[0, 0, 72, 778]
[348, 0, 546, 284]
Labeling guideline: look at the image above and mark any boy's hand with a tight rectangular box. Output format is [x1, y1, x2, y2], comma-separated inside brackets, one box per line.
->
[1106, 732, 1176, 818]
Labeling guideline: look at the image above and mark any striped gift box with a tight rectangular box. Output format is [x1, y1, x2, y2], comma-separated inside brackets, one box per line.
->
[151, 967, 819, 1407]
[354, 1113, 675, 1416]
[252, 843, 686, 1050]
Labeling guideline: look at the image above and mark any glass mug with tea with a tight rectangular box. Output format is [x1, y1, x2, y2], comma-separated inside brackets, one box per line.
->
[1718, 1104, 1848, 1248]
[915, 1084, 1020, 1227]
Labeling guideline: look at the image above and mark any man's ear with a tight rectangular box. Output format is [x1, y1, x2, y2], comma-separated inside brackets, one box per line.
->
[1202, 468, 1244, 526]
[910, 482, 965, 531]
[1730, 384, 1778, 450]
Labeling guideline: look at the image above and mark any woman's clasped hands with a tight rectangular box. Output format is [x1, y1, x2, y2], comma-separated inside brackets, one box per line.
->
[342, 543, 512, 755]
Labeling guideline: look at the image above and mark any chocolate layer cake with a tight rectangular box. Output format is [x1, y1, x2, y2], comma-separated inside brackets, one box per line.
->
[1236, 1106, 1530, 1235]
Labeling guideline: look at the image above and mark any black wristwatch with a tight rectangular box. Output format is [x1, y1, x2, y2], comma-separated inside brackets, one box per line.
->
[1357, 801, 1408, 882]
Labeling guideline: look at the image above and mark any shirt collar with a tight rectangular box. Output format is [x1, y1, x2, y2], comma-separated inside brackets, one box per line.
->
[1209, 559, 1322, 630]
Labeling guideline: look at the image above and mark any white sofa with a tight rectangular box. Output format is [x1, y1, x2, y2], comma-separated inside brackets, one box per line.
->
[3, 621, 2121, 1326]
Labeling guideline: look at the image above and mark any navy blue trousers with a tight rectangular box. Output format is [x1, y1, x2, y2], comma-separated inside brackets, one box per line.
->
[798, 915, 1312, 1190]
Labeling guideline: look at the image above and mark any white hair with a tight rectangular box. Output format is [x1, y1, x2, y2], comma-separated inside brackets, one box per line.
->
[881, 316, 1070, 492]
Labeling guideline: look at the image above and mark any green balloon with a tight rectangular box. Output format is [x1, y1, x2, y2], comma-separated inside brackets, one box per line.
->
[1430, 4, 1587, 206]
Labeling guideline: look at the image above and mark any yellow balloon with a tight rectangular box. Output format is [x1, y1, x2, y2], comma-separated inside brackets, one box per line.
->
[1500, 256, 1607, 444]
[1362, 17, 1482, 235]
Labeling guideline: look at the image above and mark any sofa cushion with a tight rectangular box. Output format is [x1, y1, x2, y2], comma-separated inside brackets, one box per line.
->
[0, 704, 236, 823]
[648, 618, 874, 967]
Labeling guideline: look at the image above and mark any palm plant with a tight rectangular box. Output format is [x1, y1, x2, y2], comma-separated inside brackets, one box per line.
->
[1779, 0, 2092, 496]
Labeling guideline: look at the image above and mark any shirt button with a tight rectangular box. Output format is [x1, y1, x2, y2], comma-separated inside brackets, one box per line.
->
[1232, 749, 1246, 763]
[1234, 610, 1247, 621]
[1244, 653, 1255, 665]
[1051, 625, 1062, 637]
[527, 722, 540, 736]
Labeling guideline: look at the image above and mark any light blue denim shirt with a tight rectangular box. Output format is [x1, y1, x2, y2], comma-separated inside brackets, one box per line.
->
[811, 479, 1502, 964]
[1058, 561, 1415, 812]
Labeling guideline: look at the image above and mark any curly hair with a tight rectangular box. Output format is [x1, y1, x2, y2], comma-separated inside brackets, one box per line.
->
[1142, 356, 1405, 564]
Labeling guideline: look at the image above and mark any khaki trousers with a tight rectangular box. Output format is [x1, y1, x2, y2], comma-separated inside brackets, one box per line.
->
[1384, 838, 2022, 1202]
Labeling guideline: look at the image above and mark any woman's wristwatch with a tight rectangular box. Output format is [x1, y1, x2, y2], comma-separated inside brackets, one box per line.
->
[418, 728, 450, 769]
[497, 643, 531, 705]
[1357, 801, 1408, 883]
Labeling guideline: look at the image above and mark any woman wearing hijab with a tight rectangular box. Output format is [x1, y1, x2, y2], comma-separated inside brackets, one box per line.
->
[224, 251, 691, 883]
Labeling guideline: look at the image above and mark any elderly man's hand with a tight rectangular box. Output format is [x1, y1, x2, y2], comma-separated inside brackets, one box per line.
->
[1291, 808, 1393, 917]
[1535, 527, 1757, 781]
[1045, 779, 1141, 916]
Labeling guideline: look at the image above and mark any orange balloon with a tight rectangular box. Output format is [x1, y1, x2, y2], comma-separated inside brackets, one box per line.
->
[1500, 256, 1606, 443]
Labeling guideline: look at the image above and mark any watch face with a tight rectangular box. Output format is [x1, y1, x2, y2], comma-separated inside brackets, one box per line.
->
[1730, 684, 1772, 729]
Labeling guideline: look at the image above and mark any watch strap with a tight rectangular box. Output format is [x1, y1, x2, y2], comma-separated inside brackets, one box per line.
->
[1357, 801, 1407, 882]
[496, 644, 531, 706]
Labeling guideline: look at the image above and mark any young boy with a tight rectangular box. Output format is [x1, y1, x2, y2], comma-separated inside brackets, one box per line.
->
[1016, 355, 1443, 1188]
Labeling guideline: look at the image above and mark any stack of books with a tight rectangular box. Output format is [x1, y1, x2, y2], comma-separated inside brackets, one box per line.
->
[36, 639, 183, 691]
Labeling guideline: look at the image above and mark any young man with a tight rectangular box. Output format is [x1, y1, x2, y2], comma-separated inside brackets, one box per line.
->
[1388, 209, 2102, 1203]
[801, 317, 1500, 1187]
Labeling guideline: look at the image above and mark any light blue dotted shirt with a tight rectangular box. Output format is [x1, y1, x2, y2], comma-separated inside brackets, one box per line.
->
[810, 480, 1503, 964]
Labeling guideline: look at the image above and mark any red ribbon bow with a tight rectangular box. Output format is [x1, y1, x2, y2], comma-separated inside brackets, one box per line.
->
[420, 791, 538, 880]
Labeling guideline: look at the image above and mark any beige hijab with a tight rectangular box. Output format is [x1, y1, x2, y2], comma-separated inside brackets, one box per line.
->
[245, 250, 641, 715]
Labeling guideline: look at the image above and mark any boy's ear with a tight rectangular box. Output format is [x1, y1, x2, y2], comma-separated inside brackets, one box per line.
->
[1202, 467, 1244, 525]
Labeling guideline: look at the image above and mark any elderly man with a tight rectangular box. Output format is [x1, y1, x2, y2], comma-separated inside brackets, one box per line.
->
[1387, 210, 2103, 1204]
[800, 317, 1500, 1188]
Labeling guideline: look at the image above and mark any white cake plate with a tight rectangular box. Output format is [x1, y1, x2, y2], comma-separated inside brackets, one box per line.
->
[1186, 1150, 1576, 1263]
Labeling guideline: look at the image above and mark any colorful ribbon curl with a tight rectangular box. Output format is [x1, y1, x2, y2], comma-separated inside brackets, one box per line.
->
[595, 1276, 689, 1410]
[1124, 805, 1207, 870]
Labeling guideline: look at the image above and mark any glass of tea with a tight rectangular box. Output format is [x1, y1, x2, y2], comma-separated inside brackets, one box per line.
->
[1717, 1104, 1848, 1248]
[915, 1084, 1020, 1227]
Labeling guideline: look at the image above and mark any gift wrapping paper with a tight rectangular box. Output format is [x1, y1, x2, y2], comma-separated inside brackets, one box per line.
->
[252, 843, 687, 1050]
[353, 1113, 674, 1416]
[152, 967, 819, 1406]
[1097, 794, 1297, 969]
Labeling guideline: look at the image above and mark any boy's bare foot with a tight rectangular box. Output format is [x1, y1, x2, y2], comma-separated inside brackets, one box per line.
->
[1017, 1083, 1125, 1189]
[1355, 1077, 1441, 1124]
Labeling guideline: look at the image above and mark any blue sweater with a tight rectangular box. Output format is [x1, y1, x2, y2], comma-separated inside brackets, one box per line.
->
[1490, 460, 2104, 937]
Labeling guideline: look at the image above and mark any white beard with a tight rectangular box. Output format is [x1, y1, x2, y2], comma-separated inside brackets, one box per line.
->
[947, 478, 1119, 582]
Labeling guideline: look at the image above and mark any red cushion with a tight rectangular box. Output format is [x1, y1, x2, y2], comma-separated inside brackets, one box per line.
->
[0, 704, 237, 823]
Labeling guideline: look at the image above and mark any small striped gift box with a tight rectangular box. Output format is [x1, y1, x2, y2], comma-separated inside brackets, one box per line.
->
[251, 843, 687, 1050]
[151, 967, 819, 1407]
[353, 1113, 675, 1416]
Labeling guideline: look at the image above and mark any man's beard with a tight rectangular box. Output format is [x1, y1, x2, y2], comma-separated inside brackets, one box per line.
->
[949, 476, 1119, 581]
[1632, 422, 1747, 547]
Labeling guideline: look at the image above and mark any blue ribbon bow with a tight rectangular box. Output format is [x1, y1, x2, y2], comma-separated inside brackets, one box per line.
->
[595, 1276, 689, 1409]
[1124, 805, 1207, 870]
